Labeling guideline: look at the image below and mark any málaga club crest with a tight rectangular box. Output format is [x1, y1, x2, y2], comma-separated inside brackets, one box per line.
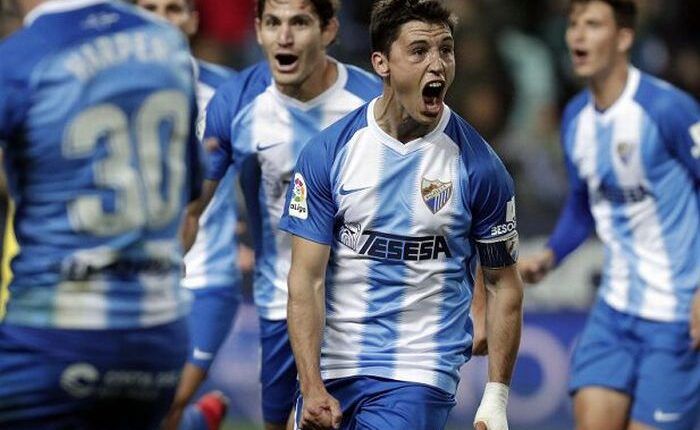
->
[421, 178, 453, 214]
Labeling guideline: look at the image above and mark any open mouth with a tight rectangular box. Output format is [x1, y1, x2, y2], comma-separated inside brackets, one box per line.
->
[572, 48, 588, 63]
[275, 53, 299, 71]
[422, 80, 446, 114]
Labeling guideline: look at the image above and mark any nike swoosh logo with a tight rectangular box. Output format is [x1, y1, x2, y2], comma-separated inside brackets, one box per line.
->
[654, 409, 682, 423]
[193, 348, 214, 361]
[256, 141, 286, 152]
[339, 185, 371, 196]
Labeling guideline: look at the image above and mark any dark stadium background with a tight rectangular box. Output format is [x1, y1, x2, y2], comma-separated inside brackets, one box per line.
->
[1, 1, 699, 428]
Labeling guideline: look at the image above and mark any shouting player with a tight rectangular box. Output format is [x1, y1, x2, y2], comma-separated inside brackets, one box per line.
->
[280, 1, 524, 429]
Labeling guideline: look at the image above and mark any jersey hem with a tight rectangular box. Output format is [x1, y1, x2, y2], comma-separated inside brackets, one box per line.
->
[320, 367, 457, 395]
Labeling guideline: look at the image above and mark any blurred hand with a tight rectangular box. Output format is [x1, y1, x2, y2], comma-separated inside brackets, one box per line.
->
[475, 422, 488, 430]
[691, 289, 700, 350]
[237, 244, 255, 274]
[518, 249, 555, 284]
[161, 404, 184, 430]
[299, 388, 342, 430]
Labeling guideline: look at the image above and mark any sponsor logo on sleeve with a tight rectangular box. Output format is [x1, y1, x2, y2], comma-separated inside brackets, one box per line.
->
[490, 197, 517, 237]
[654, 409, 682, 423]
[288, 173, 308, 219]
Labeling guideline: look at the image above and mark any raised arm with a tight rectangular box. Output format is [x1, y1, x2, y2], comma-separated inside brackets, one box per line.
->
[287, 235, 341, 430]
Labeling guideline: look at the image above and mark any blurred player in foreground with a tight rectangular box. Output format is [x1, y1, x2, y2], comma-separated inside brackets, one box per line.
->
[0, 0, 202, 428]
[183, 0, 381, 428]
[519, 1, 700, 428]
[279, 1, 523, 429]
[134, 0, 240, 428]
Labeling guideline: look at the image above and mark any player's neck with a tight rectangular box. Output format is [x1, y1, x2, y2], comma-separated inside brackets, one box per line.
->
[374, 90, 440, 144]
[275, 57, 338, 103]
[589, 58, 629, 111]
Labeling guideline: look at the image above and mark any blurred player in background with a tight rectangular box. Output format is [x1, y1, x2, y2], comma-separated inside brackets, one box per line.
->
[0, 0, 203, 428]
[280, 1, 523, 429]
[183, 0, 382, 428]
[519, 0, 700, 428]
[133, 1, 241, 428]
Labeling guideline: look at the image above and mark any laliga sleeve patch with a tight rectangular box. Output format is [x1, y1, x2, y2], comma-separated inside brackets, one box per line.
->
[288, 173, 309, 220]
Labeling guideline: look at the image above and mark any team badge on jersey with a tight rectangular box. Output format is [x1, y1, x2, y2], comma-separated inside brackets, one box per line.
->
[289, 173, 308, 219]
[616, 141, 633, 165]
[421, 178, 453, 214]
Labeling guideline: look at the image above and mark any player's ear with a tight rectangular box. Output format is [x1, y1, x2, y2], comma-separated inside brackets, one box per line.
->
[255, 17, 263, 46]
[321, 17, 339, 48]
[617, 28, 634, 54]
[371, 51, 390, 79]
[183, 10, 199, 37]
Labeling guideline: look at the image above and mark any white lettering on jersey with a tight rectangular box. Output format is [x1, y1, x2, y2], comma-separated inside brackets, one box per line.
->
[689, 121, 700, 159]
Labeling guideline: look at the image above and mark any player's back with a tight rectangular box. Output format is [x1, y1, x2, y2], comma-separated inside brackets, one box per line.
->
[0, 0, 199, 329]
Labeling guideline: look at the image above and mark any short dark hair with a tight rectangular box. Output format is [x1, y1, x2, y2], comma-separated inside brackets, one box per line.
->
[569, 0, 637, 29]
[370, 0, 457, 55]
[256, 0, 340, 29]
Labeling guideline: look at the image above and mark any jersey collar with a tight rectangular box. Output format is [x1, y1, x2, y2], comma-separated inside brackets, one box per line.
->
[591, 66, 641, 123]
[367, 97, 452, 156]
[269, 58, 348, 111]
[25, 0, 110, 27]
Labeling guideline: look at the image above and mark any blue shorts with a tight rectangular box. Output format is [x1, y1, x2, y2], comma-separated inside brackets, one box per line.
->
[187, 286, 241, 370]
[570, 299, 700, 429]
[259, 317, 297, 424]
[294, 376, 455, 430]
[0, 320, 188, 430]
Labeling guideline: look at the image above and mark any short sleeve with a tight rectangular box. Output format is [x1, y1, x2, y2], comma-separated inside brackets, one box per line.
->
[0, 70, 26, 147]
[187, 94, 205, 202]
[279, 138, 336, 245]
[658, 91, 700, 181]
[468, 146, 519, 268]
[203, 83, 235, 180]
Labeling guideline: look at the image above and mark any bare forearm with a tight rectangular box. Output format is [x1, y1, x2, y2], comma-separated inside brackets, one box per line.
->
[288, 271, 326, 394]
[180, 209, 199, 254]
[485, 273, 523, 384]
[180, 179, 218, 254]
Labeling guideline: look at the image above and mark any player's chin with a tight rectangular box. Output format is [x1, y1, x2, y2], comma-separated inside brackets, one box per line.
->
[416, 101, 444, 123]
[270, 69, 304, 86]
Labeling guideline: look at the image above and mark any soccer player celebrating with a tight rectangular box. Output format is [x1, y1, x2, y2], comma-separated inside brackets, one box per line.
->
[279, 1, 524, 429]
[0, 0, 202, 428]
[133, 0, 239, 428]
[184, 0, 381, 428]
[519, 1, 700, 429]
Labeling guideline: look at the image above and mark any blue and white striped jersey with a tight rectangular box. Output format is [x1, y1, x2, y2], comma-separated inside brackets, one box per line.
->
[279, 99, 518, 395]
[182, 60, 240, 290]
[205, 60, 381, 320]
[559, 67, 700, 322]
[0, 0, 202, 329]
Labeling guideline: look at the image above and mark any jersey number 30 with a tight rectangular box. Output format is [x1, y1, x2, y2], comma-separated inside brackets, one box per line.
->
[63, 90, 189, 236]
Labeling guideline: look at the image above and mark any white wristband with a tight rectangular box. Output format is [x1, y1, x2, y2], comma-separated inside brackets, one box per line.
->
[473, 382, 509, 430]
